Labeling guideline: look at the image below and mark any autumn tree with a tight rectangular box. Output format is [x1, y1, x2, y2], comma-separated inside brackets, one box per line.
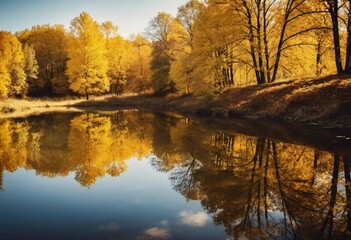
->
[66, 12, 109, 100]
[0, 54, 10, 99]
[23, 43, 39, 91]
[324, 0, 351, 74]
[0, 31, 27, 98]
[101, 21, 129, 95]
[0, 31, 12, 98]
[169, 0, 334, 94]
[170, 0, 204, 94]
[125, 34, 152, 94]
[108, 36, 133, 95]
[186, 1, 241, 93]
[19, 25, 69, 96]
[145, 12, 179, 94]
[176, 0, 203, 49]
[211, 0, 329, 84]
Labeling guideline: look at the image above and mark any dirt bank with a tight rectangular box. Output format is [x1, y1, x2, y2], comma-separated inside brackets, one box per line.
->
[1, 75, 351, 127]
[207, 75, 351, 127]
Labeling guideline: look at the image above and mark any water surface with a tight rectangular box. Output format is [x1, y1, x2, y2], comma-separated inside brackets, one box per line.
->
[0, 111, 350, 239]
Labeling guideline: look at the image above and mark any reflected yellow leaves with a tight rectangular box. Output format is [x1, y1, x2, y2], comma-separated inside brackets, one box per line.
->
[0, 120, 28, 172]
[0, 120, 31, 190]
[0, 112, 350, 238]
[68, 112, 154, 186]
[0, 111, 154, 188]
[69, 114, 115, 186]
[148, 117, 351, 238]
[68, 112, 155, 187]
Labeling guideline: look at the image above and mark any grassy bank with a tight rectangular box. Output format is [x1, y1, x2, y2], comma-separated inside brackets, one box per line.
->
[212, 74, 351, 127]
[1, 75, 351, 127]
[0, 97, 86, 118]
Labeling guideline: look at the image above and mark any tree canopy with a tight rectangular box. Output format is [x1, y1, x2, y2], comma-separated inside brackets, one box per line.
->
[66, 12, 109, 100]
[0, 1, 350, 99]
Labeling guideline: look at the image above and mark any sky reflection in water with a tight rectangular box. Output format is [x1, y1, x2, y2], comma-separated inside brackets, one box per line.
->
[0, 111, 350, 239]
[1, 158, 222, 240]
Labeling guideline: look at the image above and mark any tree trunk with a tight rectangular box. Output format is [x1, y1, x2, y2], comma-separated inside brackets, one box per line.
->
[344, 156, 351, 230]
[242, 0, 262, 85]
[316, 42, 321, 77]
[229, 64, 234, 85]
[328, 154, 340, 238]
[328, 0, 344, 74]
[264, 141, 270, 225]
[85, 87, 89, 100]
[316, 153, 340, 239]
[345, 2, 351, 73]
[256, 0, 266, 84]
[263, 0, 271, 83]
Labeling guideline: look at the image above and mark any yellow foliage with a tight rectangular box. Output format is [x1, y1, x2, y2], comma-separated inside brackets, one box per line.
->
[0, 60, 10, 98]
[21, 24, 69, 95]
[170, 0, 337, 94]
[0, 31, 26, 97]
[68, 113, 114, 186]
[66, 12, 109, 99]
[106, 36, 133, 94]
[0, 120, 29, 173]
[126, 34, 152, 93]
[67, 112, 153, 186]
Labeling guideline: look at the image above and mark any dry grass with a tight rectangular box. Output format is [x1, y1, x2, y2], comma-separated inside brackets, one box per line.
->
[216, 74, 351, 126]
[1, 75, 351, 126]
[0, 94, 199, 118]
[0, 97, 88, 118]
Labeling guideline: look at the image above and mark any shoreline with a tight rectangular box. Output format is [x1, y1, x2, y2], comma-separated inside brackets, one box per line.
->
[1, 75, 351, 128]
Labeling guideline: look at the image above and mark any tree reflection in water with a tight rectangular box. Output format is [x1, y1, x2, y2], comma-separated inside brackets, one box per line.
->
[0, 111, 350, 239]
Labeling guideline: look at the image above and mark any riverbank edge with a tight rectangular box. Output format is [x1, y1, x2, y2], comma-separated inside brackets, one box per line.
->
[1, 75, 351, 128]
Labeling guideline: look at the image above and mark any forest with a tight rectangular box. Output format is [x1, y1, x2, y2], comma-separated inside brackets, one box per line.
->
[1, 0, 351, 101]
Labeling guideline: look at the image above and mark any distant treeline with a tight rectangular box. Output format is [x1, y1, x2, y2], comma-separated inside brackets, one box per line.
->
[0, 0, 350, 99]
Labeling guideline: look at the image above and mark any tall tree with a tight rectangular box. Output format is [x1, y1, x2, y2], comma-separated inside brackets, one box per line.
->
[186, 1, 241, 94]
[0, 60, 10, 99]
[23, 43, 39, 93]
[344, 4, 351, 74]
[0, 31, 26, 98]
[145, 12, 178, 94]
[225, 0, 328, 84]
[101, 22, 133, 96]
[0, 36, 11, 98]
[326, 0, 351, 74]
[326, 0, 343, 74]
[173, 0, 333, 94]
[19, 25, 69, 96]
[125, 34, 152, 94]
[66, 12, 109, 100]
[170, 0, 204, 94]
[107, 36, 133, 95]
[176, 0, 204, 49]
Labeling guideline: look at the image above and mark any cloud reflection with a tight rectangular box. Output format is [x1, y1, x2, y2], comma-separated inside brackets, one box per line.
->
[179, 210, 209, 227]
[144, 227, 170, 239]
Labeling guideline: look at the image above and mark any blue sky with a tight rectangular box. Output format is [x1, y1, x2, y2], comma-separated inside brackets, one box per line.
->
[0, 0, 188, 38]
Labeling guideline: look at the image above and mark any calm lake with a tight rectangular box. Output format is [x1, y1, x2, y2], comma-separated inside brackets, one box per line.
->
[0, 111, 351, 240]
